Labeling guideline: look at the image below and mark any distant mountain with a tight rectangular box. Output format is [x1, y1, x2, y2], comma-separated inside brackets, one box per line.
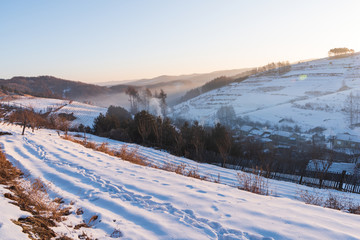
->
[0, 68, 253, 108]
[105, 68, 253, 105]
[98, 68, 252, 87]
[0, 76, 111, 99]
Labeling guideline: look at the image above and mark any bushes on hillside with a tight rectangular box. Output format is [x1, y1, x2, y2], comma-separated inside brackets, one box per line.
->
[91, 106, 315, 172]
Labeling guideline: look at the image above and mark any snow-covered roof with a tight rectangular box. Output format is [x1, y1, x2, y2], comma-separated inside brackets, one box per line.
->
[273, 131, 296, 138]
[336, 133, 360, 143]
[260, 137, 272, 143]
[307, 160, 356, 174]
[239, 125, 253, 132]
[261, 133, 271, 138]
[250, 129, 263, 136]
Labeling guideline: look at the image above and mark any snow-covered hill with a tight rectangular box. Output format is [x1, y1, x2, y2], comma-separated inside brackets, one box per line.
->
[2, 96, 107, 127]
[172, 54, 360, 136]
[0, 124, 359, 239]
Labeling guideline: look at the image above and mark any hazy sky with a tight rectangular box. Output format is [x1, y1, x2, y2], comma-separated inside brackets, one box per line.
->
[1, 0, 360, 83]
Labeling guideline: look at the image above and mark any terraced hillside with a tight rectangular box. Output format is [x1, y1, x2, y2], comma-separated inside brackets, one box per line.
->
[172, 54, 360, 136]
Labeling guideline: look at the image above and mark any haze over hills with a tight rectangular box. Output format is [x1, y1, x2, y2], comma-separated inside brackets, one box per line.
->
[96, 68, 253, 106]
[0, 68, 253, 107]
[97, 68, 252, 87]
[172, 53, 360, 136]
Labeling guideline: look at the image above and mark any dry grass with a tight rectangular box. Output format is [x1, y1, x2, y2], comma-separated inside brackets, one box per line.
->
[186, 166, 205, 180]
[96, 142, 114, 155]
[237, 169, 269, 195]
[114, 145, 148, 166]
[62, 135, 148, 166]
[297, 189, 360, 215]
[0, 148, 72, 239]
[64, 134, 223, 184]
[63, 134, 217, 183]
[161, 162, 187, 175]
[110, 228, 123, 238]
[298, 189, 323, 206]
[0, 150, 23, 184]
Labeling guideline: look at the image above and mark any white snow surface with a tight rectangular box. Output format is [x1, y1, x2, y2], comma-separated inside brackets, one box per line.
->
[172, 54, 360, 136]
[0, 185, 30, 240]
[0, 124, 359, 239]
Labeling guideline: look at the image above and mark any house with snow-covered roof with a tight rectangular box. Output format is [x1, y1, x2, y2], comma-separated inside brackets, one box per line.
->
[307, 160, 357, 174]
[333, 133, 360, 149]
[270, 130, 300, 145]
[239, 125, 256, 134]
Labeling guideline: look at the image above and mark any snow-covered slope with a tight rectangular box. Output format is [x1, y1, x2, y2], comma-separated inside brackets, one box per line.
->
[172, 54, 360, 136]
[0, 185, 30, 240]
[2, 96, 107, 127]
[0, 124, 359, 239]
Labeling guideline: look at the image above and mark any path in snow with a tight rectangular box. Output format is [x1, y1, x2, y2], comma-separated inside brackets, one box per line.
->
[0, 124, 359, 239]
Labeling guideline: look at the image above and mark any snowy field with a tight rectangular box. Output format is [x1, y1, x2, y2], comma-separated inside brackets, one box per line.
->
[172, 54, 360, 136]
[0, 124, 359, 239]
[1, 96, 107, 127]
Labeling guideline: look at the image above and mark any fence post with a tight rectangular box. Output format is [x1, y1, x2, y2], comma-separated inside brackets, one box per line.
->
[299, 171, 304, 185]
[338, 170, 346, 190]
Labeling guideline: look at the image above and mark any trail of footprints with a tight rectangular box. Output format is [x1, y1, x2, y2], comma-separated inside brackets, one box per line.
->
[21, 135, 271, 240]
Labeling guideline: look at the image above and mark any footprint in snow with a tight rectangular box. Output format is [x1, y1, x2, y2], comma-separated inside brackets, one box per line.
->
[211, 205, 219, 211]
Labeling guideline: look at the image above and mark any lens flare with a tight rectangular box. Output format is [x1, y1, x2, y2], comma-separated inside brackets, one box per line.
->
[299, 74, 307, 81]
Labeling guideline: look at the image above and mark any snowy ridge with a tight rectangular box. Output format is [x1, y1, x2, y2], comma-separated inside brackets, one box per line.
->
[2, 96, 107, 127]
[172, 54, 360, 136]
[0, 124, 359, 239]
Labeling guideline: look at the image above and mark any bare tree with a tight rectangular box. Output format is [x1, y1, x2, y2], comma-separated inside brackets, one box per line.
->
[135, 111, 155, 144]
[190, 121, 205, 161]
[328, 47, 355, 57]
[345, 92, 360, 127]
[140, 88, 152, 112]
[55, 116, 71, 136]
[8, 108, 40, 135]
[216, 105, 236, 126]
[125, 86, 140, 114]
[213, 123, 232, 167]
[156, 89, 167, 117]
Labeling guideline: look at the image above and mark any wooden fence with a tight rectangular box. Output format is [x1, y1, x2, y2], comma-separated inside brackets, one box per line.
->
[226, 164, 360, 194]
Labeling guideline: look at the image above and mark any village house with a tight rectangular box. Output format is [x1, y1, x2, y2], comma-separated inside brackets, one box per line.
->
[333, 133, 360, 149]
[270, 130, 300, 145]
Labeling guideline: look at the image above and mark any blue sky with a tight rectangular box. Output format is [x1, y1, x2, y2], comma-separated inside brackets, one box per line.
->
[1, 0, 359, 83]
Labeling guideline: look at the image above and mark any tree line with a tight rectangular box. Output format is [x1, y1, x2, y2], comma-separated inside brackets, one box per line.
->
[125, 86, 167, 116]
[328, 47, 355, 57]
[4, 102, 339, 174]
[178, 61, 291, 104]
[91, 106, 322, 172]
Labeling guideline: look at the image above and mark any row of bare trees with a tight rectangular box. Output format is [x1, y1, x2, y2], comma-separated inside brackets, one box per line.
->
[6, 106, 72, 135]
[125, 87, 167, 116]
[328, 47, 355, 57]
[92, 106, 328, 172]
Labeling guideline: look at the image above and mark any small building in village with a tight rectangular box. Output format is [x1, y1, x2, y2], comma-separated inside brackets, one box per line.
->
[333, 133, 360, 149]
